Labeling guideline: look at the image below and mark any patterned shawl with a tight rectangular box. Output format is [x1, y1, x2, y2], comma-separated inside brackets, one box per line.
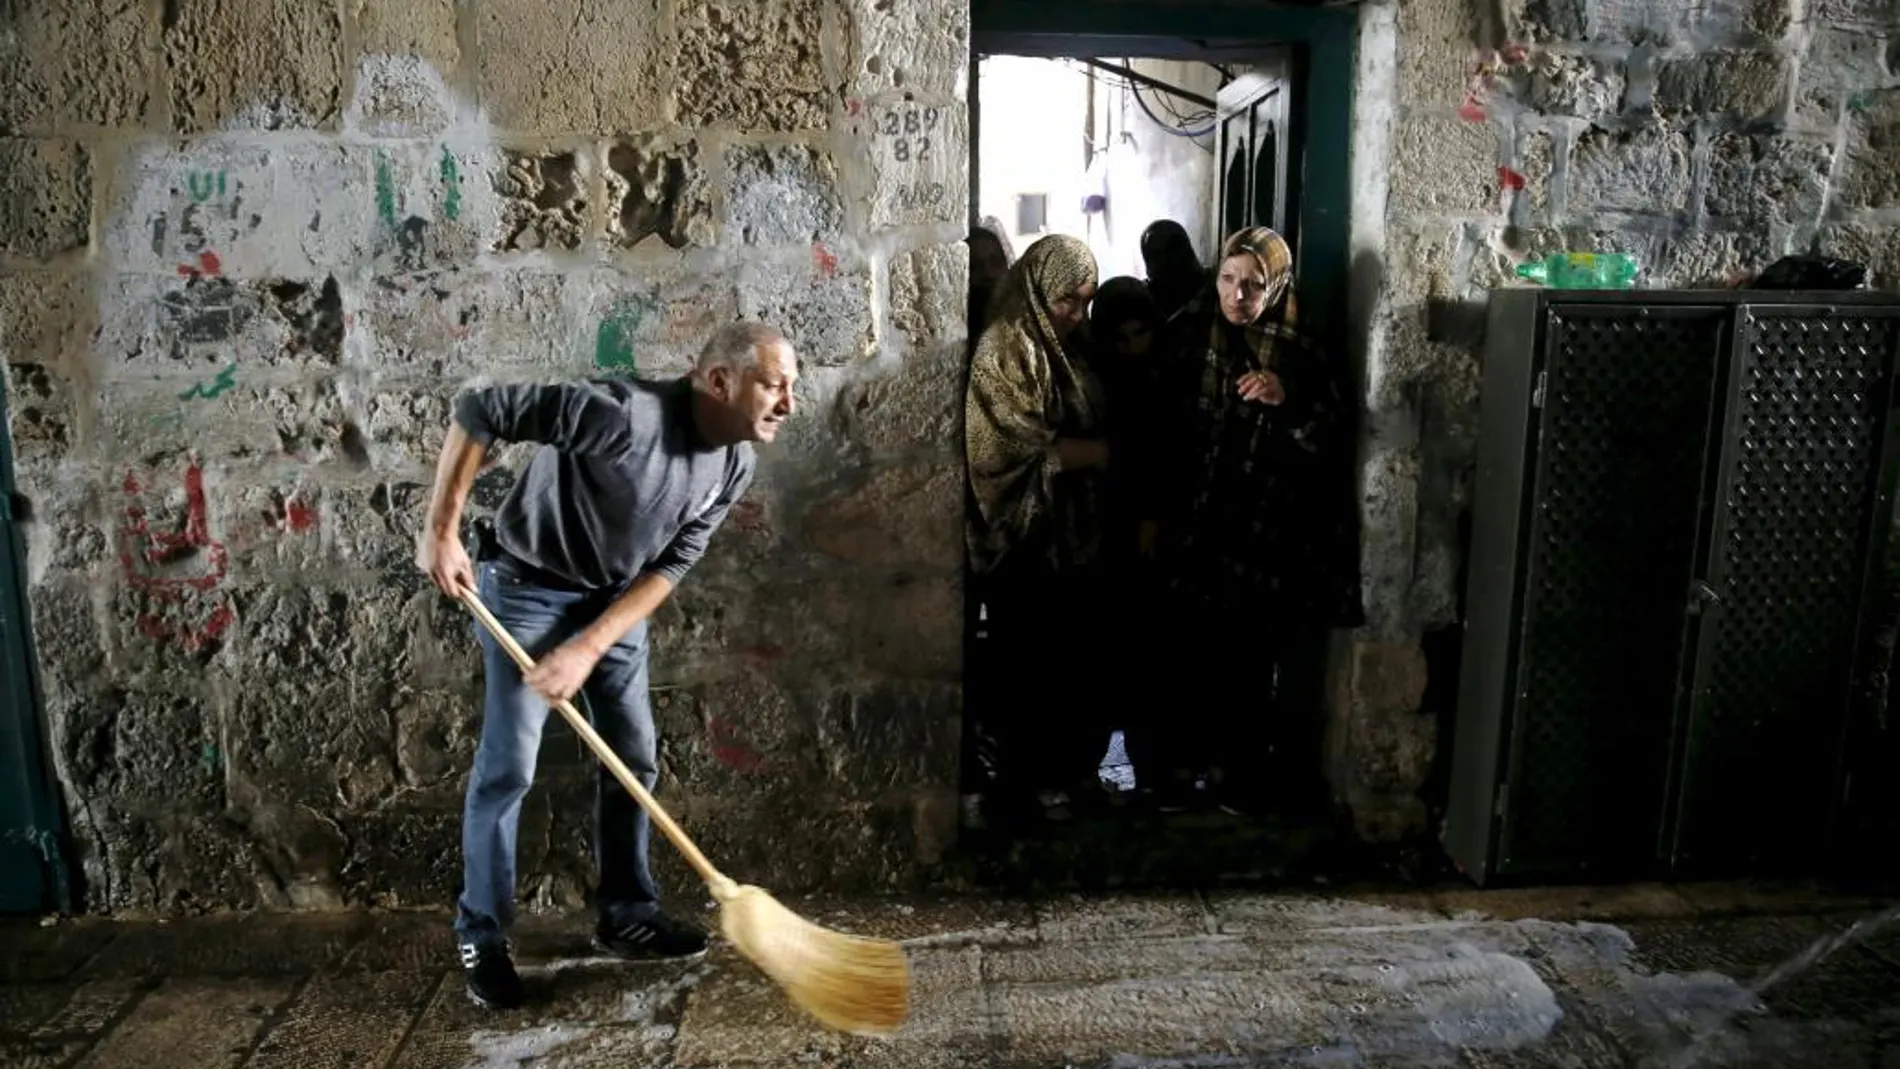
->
[964, 234, 1106, 576]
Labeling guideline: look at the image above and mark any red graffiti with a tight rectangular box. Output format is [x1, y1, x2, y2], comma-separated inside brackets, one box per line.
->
[708, 717, 767, 774]
[285, 496, 319, 534]
[1458, 94, 1487, 122]
[118, 460, 235, 653]
[176, 250, 222, 278]
[812, 243, 839, 277]
[1498, 166, 1527, 192]
[845, 98, 864, 117]
[1500, 42, 1530, 65]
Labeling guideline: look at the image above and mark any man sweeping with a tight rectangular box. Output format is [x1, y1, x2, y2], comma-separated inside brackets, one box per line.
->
[415, 321, 799, 1010]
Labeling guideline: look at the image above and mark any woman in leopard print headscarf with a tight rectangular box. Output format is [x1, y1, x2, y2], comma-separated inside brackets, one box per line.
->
[962, 233, 1114, 824]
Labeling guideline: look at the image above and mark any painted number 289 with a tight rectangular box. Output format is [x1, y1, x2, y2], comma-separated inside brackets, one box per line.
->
[880, 107, 940, 163]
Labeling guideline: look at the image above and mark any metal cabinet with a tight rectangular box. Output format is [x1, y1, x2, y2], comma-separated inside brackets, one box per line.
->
[1445, 289, 1900, 885]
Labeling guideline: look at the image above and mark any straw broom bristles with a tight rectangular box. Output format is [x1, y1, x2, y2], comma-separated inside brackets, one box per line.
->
[459, 589, 913, 1036]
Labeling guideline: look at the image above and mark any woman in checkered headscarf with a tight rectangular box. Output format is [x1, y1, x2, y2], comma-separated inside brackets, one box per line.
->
[1125, 226, 1360, 815]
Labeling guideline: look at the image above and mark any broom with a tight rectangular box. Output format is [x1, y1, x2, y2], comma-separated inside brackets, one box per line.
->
[457, 587, 911, 1036]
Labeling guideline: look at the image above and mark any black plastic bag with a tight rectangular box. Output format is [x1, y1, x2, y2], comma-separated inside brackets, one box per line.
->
[1748, 255, 1869, 291]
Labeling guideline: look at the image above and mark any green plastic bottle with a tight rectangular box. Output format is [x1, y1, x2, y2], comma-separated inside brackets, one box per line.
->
[1514, 252, 1640, 290]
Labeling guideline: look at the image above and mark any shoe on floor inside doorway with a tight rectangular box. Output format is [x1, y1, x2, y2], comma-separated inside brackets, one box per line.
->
[594, 911, 710, 961]
[459, 939, 524, 1010]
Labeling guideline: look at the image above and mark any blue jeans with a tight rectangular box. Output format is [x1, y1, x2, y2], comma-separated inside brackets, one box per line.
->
[454, 555, 662, 947]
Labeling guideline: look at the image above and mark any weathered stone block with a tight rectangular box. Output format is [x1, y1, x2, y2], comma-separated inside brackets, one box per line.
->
[1398, 0, 1484, 110]
[888, 242, 968, 356]
[335, 808, 464, 908]
[648, 797, 919, 895]
[837, 344, 961, 456]
[23, 579, 108, 692]
[1566, 124, 1692, 213]
[1653, 51, 1789, 121]
[1811, 0, 1900, 24]
[347, 55, 455, 137]
[736, 259, 876, 368]
[1659, 229, 1775, 287]
[584, 272, 739, 379]
[1528, 54, 1625, 119]
[18, 483, 112, 580]
[72, 810, 262, 914]
[359, 269, 590, 379]
[6, 363, 73, 461]
[1703, 133, 1831, 225]
[1794, 27, 1890, 130]
[477, 0, 669, 133]
[0, 140, 90, 259]
[57, 687, 223, 817]
[94, 272, 343, 393]
[321, 480, 433, 573]
[1387, 116, 1500, 216]
[1521, 0, 1684, 44]
[358, 141, 494, 272]
[861, 99, 968, 228]
[164, 0, 343, 132]
[843, 0, 969, 99]
[1519, 0, 1588, 40]
[350, 0, 460, 75]
[816, 681, 960, 792]
[809, 573, 961, 678]
[0, 271, 94, 367]
[0, 1, 155, 132]
[676, 0, 827, 131]
[723, 145, 844, 247]
[659, 675, 814, 794]
[1815, 223, 1900, 286]
[494, 150, 587, 252]
[1510, 128, 1556, 223]
[604, 137, 714, 250]
[1835, 89, 1900, 209]
[803, 463, 960, 570]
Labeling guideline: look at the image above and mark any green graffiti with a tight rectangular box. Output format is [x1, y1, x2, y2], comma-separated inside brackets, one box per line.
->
[374, 150, 398, 231]
[200, 742, 220, 772]
[187, 171, 227, 202]
[177, 364, 238, 401]
[594, 295, 657, 374]
[439, 146, 462, 221]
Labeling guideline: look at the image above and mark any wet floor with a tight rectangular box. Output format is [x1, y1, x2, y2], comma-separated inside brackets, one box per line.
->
[1, 881, 1895, 1068]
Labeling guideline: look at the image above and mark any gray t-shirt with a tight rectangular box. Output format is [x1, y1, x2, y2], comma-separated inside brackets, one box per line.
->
[452, 376, 755, 591]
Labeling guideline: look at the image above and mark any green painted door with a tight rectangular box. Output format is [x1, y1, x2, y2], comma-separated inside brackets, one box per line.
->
[0, 387, 66, 914]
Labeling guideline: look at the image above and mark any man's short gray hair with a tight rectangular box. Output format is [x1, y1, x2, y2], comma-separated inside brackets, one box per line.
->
[695, 321, 788, 375]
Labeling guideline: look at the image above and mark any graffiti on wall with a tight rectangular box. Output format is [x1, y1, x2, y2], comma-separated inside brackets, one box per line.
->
[117, 460, 235, 654]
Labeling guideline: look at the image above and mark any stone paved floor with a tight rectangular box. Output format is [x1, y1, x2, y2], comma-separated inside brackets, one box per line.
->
[2, 881, 1897, 1068]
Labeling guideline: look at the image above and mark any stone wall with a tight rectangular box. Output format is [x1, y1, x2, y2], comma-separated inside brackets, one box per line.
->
[1339, 0, 1900, 840]
[2, 0, 969, 914]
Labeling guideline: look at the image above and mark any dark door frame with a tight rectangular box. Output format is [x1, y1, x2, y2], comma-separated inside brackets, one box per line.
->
[969, 0, 1359, 327]
[0, 386, 69, 915]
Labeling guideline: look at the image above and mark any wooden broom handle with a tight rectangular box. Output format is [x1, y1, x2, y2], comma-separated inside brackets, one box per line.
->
[458, 587, 731, 892]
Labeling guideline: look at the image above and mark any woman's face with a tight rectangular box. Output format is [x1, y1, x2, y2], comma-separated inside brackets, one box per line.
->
[1111, 318, 1153, 359]
[1217, 254, 1273, 326]
[1049, 282, 1096, 338]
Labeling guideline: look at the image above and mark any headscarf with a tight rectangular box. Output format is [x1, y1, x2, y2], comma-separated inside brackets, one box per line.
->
[971, 216, 1016, 264]
[964, 234, 1104, 575]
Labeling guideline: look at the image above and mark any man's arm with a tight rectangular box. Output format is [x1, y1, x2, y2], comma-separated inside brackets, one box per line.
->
[415, 420, 489, 596]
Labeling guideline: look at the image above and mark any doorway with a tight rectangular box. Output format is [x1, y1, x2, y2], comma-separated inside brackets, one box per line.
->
[959, 1, 1361, 888]
[0, 385, 68, 914]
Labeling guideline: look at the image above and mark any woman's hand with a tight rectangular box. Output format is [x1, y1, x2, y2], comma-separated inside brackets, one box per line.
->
[1236, 369, 1285, 406]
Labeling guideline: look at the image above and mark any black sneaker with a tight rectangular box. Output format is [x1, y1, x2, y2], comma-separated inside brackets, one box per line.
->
[458, 939, 523, 1010]
[593, 912, 710, 961]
